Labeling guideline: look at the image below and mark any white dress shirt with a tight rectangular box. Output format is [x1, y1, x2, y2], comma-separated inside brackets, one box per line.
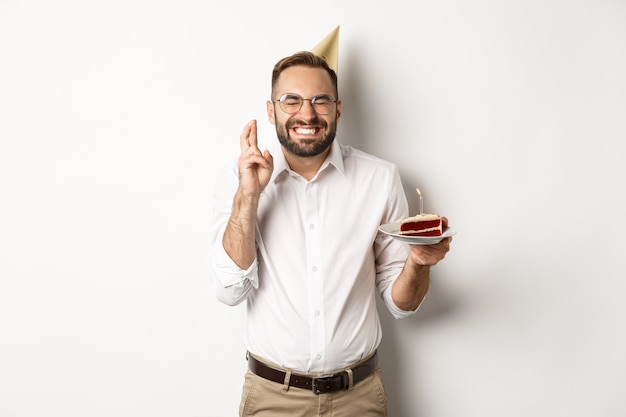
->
[208, 140, 420, 373]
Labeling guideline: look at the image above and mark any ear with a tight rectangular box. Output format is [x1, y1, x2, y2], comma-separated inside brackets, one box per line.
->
[266, 100, 276, 125]
[336, 100, 342, 121]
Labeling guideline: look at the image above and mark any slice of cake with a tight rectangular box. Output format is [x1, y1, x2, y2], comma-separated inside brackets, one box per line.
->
[399, 214, 448, 237]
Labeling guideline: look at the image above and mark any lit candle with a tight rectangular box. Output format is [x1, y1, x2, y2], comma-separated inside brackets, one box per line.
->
[416, 188, 423, 216]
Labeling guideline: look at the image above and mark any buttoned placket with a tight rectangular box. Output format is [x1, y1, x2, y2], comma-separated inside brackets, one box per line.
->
[304, 180, 325, 371]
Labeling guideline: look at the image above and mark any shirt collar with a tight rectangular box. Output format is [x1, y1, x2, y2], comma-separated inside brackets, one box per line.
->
[270, 140, 345, 184]
[324, 140, 346, 175]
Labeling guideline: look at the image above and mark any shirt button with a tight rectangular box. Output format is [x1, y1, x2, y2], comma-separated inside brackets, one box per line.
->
[309, 224, 315, 229]
[315, 310, 320, 316]
[312, 266, 318, 272]
[316, 354, 322, 360]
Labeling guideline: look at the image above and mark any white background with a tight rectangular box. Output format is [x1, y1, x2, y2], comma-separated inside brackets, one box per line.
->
[1, 1, 625, 416]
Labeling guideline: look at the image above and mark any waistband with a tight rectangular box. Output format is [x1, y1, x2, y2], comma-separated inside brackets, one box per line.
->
[247, 351, 378, 395]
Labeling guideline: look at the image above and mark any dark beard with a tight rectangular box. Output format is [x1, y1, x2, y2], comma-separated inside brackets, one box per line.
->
[276, 116, 337, 158]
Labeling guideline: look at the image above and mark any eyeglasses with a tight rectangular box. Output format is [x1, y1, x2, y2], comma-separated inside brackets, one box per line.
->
[272, 93, 338, 115]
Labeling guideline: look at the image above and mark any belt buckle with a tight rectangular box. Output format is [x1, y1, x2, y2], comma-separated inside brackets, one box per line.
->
[311, 373, 347, 395]
[312, 375, 334, 395]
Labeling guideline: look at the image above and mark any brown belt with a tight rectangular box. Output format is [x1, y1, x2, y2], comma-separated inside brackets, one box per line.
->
[247, 352, 378, 395]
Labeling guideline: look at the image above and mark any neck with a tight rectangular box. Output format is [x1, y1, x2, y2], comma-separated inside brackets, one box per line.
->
[282, 147, 331, 181]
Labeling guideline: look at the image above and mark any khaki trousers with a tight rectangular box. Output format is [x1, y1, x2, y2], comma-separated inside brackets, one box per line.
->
[239, 367, 388, 417]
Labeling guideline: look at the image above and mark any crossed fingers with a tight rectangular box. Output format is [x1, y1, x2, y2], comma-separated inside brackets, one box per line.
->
[240, 119, 271, 169]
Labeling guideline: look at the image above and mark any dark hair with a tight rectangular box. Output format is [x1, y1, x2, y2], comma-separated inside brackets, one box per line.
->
[271, 51, 338, 98]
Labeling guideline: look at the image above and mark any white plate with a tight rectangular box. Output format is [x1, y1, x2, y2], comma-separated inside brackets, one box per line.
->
[378, 222, 456, 245]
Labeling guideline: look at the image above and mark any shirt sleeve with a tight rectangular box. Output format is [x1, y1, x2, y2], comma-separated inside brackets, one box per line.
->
[210, 242, 259, 306]
[208, 161, 260, 306]
[375, 164, 424, 319]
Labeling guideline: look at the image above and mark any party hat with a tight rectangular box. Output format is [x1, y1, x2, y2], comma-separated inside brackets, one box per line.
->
[311, 26, 340, 73]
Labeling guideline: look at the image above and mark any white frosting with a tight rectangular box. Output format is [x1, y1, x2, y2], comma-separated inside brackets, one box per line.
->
[401, 213, 440, 223]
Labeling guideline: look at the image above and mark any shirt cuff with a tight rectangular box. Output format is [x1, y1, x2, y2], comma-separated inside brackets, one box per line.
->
[212, 245, 259, 289]
[382, 286, 422, 319]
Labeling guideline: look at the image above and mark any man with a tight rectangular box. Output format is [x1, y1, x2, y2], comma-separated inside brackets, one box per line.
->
[208, 47, 451, 416]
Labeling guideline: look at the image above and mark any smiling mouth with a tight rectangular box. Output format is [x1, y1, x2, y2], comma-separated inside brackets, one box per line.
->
[292, 126, 320, 135]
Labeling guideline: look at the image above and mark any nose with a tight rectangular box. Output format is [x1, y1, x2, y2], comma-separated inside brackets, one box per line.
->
[298, 99, 317, 119]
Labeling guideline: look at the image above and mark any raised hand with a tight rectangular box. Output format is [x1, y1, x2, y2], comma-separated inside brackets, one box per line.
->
[238, 119, 274, 198]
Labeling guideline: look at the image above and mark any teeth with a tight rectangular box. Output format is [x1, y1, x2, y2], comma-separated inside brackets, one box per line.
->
[295, 128, 316, 134]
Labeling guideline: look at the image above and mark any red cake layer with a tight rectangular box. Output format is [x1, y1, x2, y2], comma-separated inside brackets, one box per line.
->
[399, 214, 447, 236]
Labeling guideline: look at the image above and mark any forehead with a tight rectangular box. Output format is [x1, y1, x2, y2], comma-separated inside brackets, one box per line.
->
[274, 65, 335, 96]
